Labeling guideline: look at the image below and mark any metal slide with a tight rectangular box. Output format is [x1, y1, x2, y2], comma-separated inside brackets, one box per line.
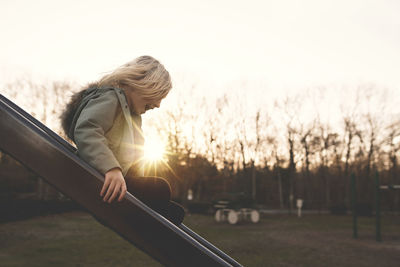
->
[0, 94, 242, 267]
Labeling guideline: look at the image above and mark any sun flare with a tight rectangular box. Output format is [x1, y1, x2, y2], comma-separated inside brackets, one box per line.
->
[143, 138, 166, 162]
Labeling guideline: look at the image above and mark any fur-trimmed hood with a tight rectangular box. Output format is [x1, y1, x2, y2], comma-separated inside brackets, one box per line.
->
[60, 83, 100, 141]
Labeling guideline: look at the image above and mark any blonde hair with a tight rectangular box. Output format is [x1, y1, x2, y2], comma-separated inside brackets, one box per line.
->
[98, 55, 172, 101]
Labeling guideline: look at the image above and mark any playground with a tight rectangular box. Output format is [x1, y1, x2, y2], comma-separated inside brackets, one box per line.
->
[1, 1, 400, 265]
[1, 212, 399, 267]
[1, 82, 400, 266]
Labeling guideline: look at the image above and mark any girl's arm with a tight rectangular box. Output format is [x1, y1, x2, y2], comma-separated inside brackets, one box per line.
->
[74, 90, 126, 202]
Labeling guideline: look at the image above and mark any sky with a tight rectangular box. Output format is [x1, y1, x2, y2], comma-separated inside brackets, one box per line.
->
[1, 0, 399, 166]
[1, 0, 399, 95]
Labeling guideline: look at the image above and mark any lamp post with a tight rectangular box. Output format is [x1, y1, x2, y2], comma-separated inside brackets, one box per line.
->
[351, 173, 358, 239]
[296, 199, 303, 218]
[375, 171, 381, 242]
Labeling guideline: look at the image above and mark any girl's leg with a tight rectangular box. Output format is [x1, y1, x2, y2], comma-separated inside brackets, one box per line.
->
[125, 176, 171, 205]
[125, 176, 185, 225]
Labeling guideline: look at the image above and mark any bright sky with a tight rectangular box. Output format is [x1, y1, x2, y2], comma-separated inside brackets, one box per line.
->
[1, 0, 399, 94]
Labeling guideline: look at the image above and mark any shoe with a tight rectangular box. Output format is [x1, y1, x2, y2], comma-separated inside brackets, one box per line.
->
[166, 201, 185, 225]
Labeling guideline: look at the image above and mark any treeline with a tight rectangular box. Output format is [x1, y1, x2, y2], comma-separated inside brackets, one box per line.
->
[1, 79, 399, 211]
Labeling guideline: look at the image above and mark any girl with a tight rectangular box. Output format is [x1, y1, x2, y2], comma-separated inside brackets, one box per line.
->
[61, 56, 184, 225]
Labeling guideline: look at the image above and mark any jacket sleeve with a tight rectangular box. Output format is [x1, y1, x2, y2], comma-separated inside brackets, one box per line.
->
[74, 90, 121, 175]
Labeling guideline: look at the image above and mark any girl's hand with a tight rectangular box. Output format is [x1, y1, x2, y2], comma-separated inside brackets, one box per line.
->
[100, 168, 127, 203]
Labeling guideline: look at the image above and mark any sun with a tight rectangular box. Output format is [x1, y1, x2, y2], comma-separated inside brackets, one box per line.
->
[141, 134, 177, 178]
[143, 138, 166, 162]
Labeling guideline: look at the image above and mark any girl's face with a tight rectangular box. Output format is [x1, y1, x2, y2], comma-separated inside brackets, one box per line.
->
[126, 90, 162, 115]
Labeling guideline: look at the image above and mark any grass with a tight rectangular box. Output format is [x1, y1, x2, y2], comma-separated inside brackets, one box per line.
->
[0, 212, 399, 266]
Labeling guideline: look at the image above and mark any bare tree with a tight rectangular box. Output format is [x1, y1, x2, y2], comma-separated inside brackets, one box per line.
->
[267, 135, 285, 208]
[249, 110, 263, 201]
[384, 120, 400, 212]
[275, 94, 303, 211]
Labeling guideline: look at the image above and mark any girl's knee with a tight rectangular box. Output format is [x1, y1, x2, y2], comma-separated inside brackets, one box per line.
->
[151, 177, 171, 201]
[125, 175, 171, 202]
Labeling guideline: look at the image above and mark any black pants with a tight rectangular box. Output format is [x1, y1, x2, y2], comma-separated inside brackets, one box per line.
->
[125, 175, 185, 225]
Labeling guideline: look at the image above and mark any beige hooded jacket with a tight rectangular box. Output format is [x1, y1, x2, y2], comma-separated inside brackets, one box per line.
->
[61, 85, 144, 176]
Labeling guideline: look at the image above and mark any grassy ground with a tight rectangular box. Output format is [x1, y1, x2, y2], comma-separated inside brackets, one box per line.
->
[0, 212, 399, 267]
